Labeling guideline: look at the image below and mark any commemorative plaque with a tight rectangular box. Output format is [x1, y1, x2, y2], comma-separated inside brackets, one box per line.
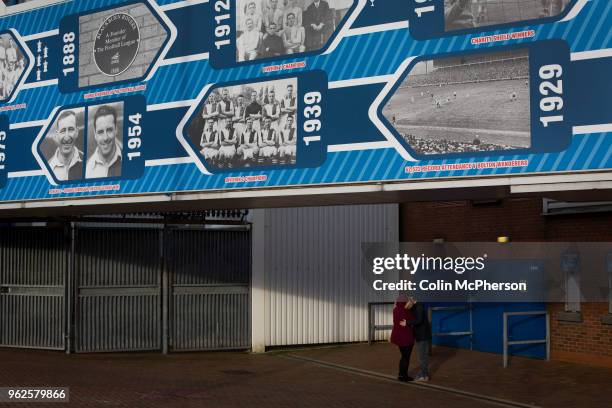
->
[93, 13, 140, 77]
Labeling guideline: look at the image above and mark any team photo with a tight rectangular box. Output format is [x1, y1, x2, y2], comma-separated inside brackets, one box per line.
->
[188, 78, 299, 169]
[0, 33, 26, 101]
[235, 0, 353, 62]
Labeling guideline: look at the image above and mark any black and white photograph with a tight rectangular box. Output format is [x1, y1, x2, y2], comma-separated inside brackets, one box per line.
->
[444, 0, 571, 31]
[0, 33, 26, 101]
[41, 107, 85, 181]
[235, 0, 353, 62]
[384, 49, 531, 155]
[78, 3, 168, 88]
[85, 102, 124, 179]
[188, 78, 298, 169]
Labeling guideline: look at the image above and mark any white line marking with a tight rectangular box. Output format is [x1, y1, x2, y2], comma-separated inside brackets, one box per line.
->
[8, 170, 45, 178]
[159, 0, 209, 11]
[30, 107, 59, 186]
[175, 83, 215, 175]
[346, 21, 409, 37]
[368, 57, 418, 161]
[143, 125, 605, 167]
[145, 157, 193, 167]
[145, 0, 178, 81]
[147, 99, 197, 111]
[159, 52, 209, 66]
[329, 75, 393, 89]
[10, 120, 47, 130]
[560, 0, 590, 22]
[22, 29, 59, 41]
[324, 0, 367, 55]
[21, 79, 59, 89]
[328, 141, 393, 152]
[571, 48, 612, 61]
[573, 123, 612, 134]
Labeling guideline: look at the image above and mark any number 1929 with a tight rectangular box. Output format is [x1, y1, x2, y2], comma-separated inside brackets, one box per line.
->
[538, 64, 564, 128]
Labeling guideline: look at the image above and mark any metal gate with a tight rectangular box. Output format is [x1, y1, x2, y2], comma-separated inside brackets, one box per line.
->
[0, 228, 66, 350]
[167, 228, 251, 351]
[1, 222, 251, 353]
[74, 227, 162, 352]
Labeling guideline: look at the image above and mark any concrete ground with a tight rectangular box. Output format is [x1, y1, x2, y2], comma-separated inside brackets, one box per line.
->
[0, 344, 609, 407]
[287, 342, 612, 408]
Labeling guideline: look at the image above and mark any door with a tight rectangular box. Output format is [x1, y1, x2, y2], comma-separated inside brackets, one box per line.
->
[0, 228, 66, 350]
[74, 227, 162, 352]
[167, 228, 251, 351]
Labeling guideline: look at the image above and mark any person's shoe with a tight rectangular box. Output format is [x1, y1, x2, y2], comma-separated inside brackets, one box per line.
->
[397, 376, 414, 382]
[414, 376, 429, 382]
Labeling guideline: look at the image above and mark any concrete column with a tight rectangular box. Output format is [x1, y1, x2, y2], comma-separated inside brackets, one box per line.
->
[251, 209, 266, 353]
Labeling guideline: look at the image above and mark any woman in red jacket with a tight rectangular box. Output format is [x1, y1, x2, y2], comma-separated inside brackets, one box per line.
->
[390, 294, 416, 382]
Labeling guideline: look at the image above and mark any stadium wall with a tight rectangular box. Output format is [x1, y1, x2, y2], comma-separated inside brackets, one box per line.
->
[400, 198, 612, 368]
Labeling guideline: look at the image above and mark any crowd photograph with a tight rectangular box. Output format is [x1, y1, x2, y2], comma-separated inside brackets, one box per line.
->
[188, 78, 298, 169]
[445, 0, 571, 31]
[384, 49, 531, 156]
[43, 102, 124, 181]
[0, 33, 26, 101]
[236, 0, 353, 62]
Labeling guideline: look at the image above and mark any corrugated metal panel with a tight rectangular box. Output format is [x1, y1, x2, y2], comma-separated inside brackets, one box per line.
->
[172, 292, 250, 350]
[0, 293, 64, 349]
[168, 229, 251, 351]
[76, 228, 160, 287]
[0, 228, 65, 286]
[76, 294, 160, 352]
[264, 204, 398, 346]
[0, 228, 65, 349]
[169, 230, 250, 286]
[75, 228, 161, 352]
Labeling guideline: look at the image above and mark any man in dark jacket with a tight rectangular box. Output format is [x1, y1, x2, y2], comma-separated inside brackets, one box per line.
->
[405, 297, 432, 382]
[261, 22, 284, 58]
[303, 0, 333, 51]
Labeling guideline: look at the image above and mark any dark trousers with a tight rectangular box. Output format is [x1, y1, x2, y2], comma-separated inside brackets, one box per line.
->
[416, 340, 429, 377]
[398, 345, 414, 378]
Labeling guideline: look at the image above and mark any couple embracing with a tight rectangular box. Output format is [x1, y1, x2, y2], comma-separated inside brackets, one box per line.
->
[390, 294, 431, 382]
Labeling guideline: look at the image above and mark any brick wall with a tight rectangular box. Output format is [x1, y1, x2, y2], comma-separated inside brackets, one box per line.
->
[549, 302, 612, 367]
[78, 3, 167, 88]
[400, 197, 612, 367]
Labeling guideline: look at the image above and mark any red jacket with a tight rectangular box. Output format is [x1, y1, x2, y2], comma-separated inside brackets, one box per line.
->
[390, 302, 415, 347]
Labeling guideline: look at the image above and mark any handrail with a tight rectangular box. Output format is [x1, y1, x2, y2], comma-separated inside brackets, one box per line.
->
[503, 311, 550, 368]
[367, 302, 394, 345]
[368, 302, 474, 349]
[428, 305, 474, 350]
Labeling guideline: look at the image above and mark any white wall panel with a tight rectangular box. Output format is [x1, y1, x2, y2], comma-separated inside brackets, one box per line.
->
[264, 204, 398, 346]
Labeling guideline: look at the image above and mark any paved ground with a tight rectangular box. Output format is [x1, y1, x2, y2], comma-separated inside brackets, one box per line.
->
[0, 344, 610, 407]
[288, 342, 612, 408]
[0, 348, 495, 408]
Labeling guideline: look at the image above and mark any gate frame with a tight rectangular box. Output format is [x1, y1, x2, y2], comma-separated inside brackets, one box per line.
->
[165, 223, 252, 353]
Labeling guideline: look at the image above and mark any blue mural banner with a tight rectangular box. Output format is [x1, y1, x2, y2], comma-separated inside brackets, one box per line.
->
[0, 0, 609, 204]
